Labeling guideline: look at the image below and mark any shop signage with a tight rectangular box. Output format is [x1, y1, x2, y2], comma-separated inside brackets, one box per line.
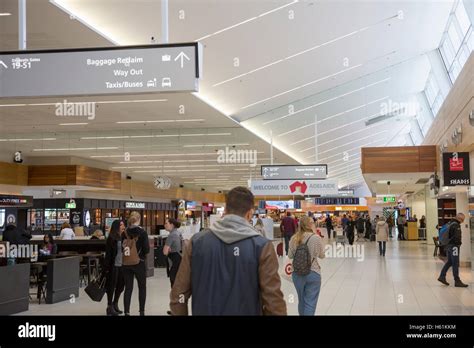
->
[314, 197, 359, 205]
[250, 180, 338, 196]
[443, 152, 470, 186]
[0, 43, 201, 98]
[125, 202, 146, 209]
[0, 195, 33, 208]
[261, 165, 327, 180]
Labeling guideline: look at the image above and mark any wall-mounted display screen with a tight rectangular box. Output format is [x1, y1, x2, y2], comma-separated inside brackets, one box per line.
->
[265, 200, 295, 210]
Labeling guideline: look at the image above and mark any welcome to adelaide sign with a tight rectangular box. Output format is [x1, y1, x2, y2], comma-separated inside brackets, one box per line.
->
[250, 180, 338, 196]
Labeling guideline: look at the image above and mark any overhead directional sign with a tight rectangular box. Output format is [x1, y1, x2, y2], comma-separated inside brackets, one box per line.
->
[0, 43, 201, 98]
[261, 165, 327, 180]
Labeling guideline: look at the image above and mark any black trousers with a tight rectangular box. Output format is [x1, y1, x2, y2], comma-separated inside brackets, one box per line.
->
[122, 261, 147, 314]
[284, 235, 291, 255]
[397, 224, 405, 240]
[347, 233, 354, 245]
[105, 266, 124, 306]
[167, 252, 182, 287]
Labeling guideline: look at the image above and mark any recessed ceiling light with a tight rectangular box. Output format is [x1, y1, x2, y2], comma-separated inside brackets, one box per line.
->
[0, 13, 12, 16]
[58, 123, 88, 126]
[0, 138, 56, 142]
[195, 0, 298, 41]
[0, 99, 167, 108]
[81, 133, 232, 140]
[214, 14, 396, 88]
[33, 147, 118, 151]
[241, 65, 362, 110]
[116, 119, 205, 124]
[183, 143, 249, 148]
[263, 78, 390, 125]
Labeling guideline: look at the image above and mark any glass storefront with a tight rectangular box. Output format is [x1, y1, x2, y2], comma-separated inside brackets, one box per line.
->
[28, 208, 70, 232]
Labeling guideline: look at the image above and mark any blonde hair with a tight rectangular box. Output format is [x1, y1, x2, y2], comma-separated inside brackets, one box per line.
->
[61, 222, 71, 229]
[292, 215, 314, 246]
[128, 211, 141, 226]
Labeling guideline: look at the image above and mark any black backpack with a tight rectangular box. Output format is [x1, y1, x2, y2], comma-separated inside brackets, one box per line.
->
[292, 235, 314, 276]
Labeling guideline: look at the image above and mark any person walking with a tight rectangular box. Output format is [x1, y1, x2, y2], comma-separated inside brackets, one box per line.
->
[355, 215, 365, 242]
[341, 214, 348, 229]
[364, 215, 372, 240]
[375, 217, 389, 257]
[325, 214, 334, 239]
[419, 215, 426, 229]
[170, 186, 286, 315]
[254, 218, 266, 236]
[104, 220, 125, 316]
[346, 216, 355, 245]
[122, 212, 150, 316]
[163, 218, 183, 288]
[280, 212, 297, 255]
[397, 215, 405, 240]
[438, 213, 469, 288]
[386, 215, 394, 238]
[289, 215, 325, 316]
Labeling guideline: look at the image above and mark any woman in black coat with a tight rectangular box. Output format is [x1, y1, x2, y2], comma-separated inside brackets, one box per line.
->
[104, 220, 125, 316]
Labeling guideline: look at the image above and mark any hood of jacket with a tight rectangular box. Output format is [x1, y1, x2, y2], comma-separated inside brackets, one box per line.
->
[126, 225, 143, 238]
[377, 220, 386, 227]
[211, 214, 260, 244]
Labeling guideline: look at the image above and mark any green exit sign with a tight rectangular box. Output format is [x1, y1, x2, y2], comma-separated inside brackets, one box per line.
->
[383, 196, 396, 203]
[65, 202, 76, 209]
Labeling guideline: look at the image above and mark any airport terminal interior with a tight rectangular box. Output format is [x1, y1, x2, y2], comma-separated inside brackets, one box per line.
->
[0, 0, 473, 317]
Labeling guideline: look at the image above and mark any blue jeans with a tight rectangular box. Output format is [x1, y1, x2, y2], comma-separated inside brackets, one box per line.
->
[440, 246, 460, 280]
[284, 235, 291, 255]
[292, 271, 321, 316]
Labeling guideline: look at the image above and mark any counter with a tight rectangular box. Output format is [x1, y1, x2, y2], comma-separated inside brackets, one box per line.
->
[407, 221, 418, 240]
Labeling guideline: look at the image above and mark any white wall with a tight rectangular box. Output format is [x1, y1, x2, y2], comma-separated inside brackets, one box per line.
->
[407, 189, 426, 220]
[425, 185, 438, 245]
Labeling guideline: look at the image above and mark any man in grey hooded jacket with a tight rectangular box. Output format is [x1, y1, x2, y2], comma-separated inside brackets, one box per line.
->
[170, 186, 286, 315]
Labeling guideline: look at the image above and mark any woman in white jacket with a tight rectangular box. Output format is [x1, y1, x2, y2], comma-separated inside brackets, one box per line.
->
[375, 217, 389, 257]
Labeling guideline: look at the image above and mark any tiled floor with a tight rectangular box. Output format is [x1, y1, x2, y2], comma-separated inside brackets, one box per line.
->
[20, 238, 474, 316]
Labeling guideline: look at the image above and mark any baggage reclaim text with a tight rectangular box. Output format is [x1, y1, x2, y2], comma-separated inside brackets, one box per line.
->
[87, 56, 144, 67]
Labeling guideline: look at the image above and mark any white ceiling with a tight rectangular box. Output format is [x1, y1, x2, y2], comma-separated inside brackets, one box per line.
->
[0, 0, 456, 192]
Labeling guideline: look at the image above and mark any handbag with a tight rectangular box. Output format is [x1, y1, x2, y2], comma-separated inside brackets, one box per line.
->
[85, 274, 106, 302]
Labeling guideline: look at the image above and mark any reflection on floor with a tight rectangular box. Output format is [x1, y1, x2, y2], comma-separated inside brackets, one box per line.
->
[19, 239, 473, 316]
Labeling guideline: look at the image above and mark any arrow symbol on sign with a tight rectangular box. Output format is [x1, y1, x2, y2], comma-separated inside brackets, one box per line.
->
[174, 52, 190, 68]
[0, 60, 7, 69]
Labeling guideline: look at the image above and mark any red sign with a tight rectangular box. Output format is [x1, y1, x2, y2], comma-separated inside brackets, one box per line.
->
[284, 263, 293, 275]
[449, 158, 464, 171]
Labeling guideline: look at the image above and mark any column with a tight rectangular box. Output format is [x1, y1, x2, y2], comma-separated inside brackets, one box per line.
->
[456, 191, 471, 267]
[424, 185, 438, 245]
